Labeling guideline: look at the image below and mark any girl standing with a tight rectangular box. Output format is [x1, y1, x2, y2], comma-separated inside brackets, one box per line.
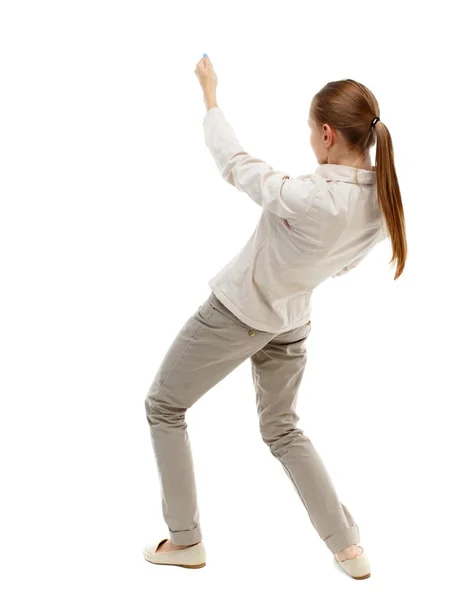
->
[142, 55, 407, 580]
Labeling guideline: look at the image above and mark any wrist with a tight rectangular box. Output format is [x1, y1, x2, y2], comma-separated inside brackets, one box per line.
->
[204, 88, 218, 110]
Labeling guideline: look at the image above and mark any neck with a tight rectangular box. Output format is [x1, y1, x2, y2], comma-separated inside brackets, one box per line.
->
[326, 153, 373, 171]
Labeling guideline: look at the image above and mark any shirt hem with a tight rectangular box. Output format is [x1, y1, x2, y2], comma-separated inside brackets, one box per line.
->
[208, 284, 311, 335]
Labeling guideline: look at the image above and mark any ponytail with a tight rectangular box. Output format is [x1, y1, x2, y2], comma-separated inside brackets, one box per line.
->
[374, 121, 407, 280]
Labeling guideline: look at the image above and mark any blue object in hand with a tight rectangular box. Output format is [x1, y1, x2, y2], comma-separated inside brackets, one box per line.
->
[203, 53, 208, 57]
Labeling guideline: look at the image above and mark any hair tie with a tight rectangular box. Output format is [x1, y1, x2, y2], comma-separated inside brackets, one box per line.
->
[371, 116, 380, 128]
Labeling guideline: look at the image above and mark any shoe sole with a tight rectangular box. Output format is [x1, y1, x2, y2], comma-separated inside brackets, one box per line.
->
[144, 557, 206, 569]
[352, 573, 371, 580]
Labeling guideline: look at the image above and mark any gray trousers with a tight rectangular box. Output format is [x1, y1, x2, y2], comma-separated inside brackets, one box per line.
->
[144, 291, 360, 555]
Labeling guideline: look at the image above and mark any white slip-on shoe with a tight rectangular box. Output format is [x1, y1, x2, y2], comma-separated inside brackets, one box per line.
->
[142, 538, 206, 569]
[334, 545, 371, 580]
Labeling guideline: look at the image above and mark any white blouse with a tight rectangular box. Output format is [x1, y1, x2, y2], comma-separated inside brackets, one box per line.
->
[203, 106, 389, 334]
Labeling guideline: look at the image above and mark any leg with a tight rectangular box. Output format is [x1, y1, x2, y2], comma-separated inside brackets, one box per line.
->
[250, 321, 361, 555]
[144, 292, 275, 546]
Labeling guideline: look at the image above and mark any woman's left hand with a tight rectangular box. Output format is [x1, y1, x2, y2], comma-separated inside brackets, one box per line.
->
[194, 54, 218, 95]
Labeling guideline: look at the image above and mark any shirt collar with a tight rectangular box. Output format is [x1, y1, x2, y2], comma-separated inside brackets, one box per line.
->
[315, 164, 376, 184]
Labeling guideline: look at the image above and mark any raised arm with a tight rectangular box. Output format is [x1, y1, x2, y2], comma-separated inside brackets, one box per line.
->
[203, 107, 318, 220]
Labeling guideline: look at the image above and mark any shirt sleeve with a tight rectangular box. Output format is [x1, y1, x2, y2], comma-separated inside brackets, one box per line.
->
[332, 210, 390, 277]
[332, 224, 389, 277]
[332, 249, 372, 277]
[203, 106, 317, 220]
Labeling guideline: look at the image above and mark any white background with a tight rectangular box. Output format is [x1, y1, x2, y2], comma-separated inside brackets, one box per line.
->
[1, 1, 454, 598]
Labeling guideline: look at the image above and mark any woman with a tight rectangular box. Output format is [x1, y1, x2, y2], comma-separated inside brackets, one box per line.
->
[142, 54, 407, 580]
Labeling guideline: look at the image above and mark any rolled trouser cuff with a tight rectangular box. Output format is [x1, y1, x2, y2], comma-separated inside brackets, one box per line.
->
[323, 523, 360, 554]
[169, 525, 202, 546]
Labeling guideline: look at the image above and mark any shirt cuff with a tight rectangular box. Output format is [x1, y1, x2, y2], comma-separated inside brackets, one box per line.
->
[203, 106, 223, 127]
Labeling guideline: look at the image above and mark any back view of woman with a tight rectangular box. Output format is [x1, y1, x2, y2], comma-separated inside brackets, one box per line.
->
[142, 55, 407, 580]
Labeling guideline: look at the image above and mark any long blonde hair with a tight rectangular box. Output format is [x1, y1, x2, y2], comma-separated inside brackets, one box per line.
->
[311, 79, 407, 280]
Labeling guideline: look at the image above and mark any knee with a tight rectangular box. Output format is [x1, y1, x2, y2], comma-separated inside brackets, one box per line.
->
[260, 425, 286, 450]
[144, 388, 156, 421]
[260, 425, 306, 454]
[260, 420, 294, 445]
[144, 388, 164, 425]
[144, 386, 185, 427]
